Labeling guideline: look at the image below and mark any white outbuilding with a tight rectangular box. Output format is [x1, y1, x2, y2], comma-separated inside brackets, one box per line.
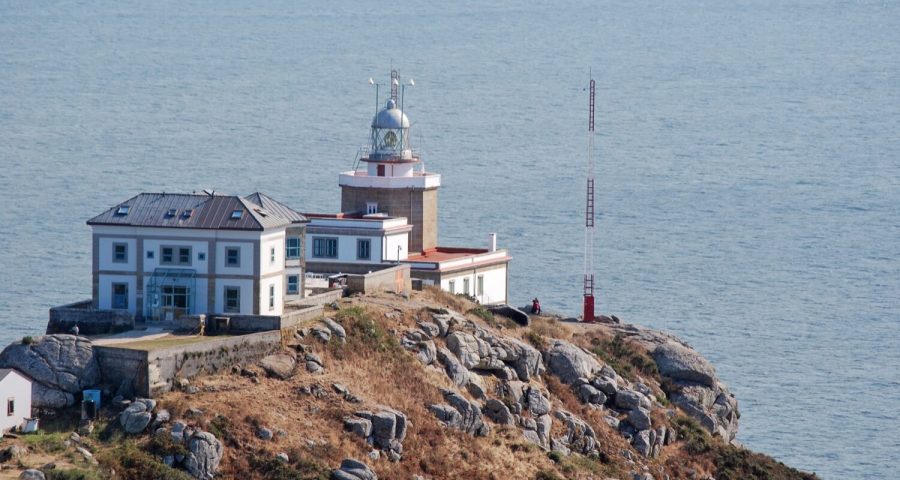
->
[0, 368, 32, 434]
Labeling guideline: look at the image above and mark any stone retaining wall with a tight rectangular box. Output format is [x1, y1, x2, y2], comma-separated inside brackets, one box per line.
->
[48, 300, 134, 335]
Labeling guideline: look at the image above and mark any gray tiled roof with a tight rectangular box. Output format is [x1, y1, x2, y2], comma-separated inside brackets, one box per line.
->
[87, 192, 307, 231]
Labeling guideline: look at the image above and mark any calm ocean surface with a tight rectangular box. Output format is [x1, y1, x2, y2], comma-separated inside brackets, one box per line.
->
[1, 1, 898, 477]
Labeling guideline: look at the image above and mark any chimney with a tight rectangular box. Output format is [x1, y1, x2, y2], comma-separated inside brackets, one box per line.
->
[488, 233, 497, 252]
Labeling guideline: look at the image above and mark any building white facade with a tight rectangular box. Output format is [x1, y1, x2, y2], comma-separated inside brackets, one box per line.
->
[304, 214, 413, 274]
[0, 369, 32, 434]
[88, 192, 307, 321]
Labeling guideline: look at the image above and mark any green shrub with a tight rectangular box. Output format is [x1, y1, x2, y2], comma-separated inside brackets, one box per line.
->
[590, 334, 658, 380]
[22, 336, 34, 345]
[714, 445, 819, 480]
[535, 470, 564, 480]
[21, 432, 67, 453]
[524, 331, 547, 350]
[468, 305, 494, 323]
[97, 442, 194, 480]
[45, 469, 104, 480]
[673, 416, 712, 454]
[548, 451, 563, 464]
[249, 453, 329, 480]
[337, 306, 404, 357]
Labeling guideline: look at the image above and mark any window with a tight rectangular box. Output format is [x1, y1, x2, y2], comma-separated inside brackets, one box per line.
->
[270, 247, 276, 264]
[115, 205, 129, 216]
[113, 243, 127, 263]
[287, 275, 299, 294]
[230, 209, 243, 219]
[147, 251, 154, 259]
[286, 237, 301, 259]
[477, 275, 484, 296]
[182, 209, 193, 218]
[7, 398, 13, 416]
[366, 202, 378, 215]
[463, 278, 470, 295]
[165, 209, 177, 218]
[161, 246, 192, 266]
[357, 239, 371, 260]
[198, 252, 206, 261]
[225, 247, 240, 267]
[161, 285, 190, 309]
[312, 238, 338, 258]
[112, 283, 128, 309]
[448, 280, 456, 294]
[224, 287, 240, 313]
[268, 284, 275, 310]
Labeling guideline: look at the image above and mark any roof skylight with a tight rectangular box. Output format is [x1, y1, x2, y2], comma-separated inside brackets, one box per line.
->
[115, 205, 130, 216]
[231, 210, 243, 219]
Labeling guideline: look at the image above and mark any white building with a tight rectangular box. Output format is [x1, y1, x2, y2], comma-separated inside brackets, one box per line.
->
[0, 369, 32, 434]
[304, 213, 412, 274]
[87, 191, 307, 321]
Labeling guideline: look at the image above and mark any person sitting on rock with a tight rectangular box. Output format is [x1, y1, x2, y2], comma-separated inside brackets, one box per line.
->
[531, 298, 541, 315]
[70, 324, 79, 335]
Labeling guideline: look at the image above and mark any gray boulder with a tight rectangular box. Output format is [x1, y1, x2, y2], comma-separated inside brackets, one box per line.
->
[184, 431, 224, 480]
[19, 470, 45, 480]
[483, 399, 514, 425]
[331, 458, 377, 480]
[120, 401, 153, 434]
[652, 342, 717, 388]
[344, 417, 373, 438]
[446, 332, 501, 370]
[416, 321, 441, 338]
[628, 408, 652, 431]
[490, 336, 544, 381]
[259, 353, 297, 380]
[322, 318, 347, 341]
[632, 429, 653, 457]
[670, 383, 740, 441]
[543, 339, 601, 384]
[526, 387, 551, 416]
[577, 384, 607, 405]
[400, 330, 437, 365]
[554, 410, 597, 455]
[591, 376, 619, 396]
[436, 348, 471, 388]
[614, 389, 644, 411]
[428, 389, 489, 436]
[0, 335, 100, 408]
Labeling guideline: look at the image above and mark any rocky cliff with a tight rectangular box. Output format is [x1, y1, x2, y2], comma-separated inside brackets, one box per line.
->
[0, 289, 817, 480]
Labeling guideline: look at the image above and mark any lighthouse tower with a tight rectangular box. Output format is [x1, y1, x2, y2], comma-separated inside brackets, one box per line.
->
[338, 75, 441, 254]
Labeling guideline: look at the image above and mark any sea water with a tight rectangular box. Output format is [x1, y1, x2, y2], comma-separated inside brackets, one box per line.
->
[1, 1, 898, 477]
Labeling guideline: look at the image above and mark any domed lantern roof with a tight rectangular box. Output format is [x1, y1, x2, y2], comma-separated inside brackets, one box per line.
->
[369, 98, 412, 160]
[372, 99, 410, 129]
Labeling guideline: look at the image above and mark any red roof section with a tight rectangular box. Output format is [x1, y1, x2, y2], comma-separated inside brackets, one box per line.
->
[405, 247, 490, 262]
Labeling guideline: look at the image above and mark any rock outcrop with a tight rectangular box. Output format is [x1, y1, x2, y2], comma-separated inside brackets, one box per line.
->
[429, 389, 489, 436]
[259, 352, 297, 380]
[0, 335, 100, 408]
[345, 407, 408, 462]
[542, 339, 601, 384]
[184, 431, 224, 480]
[331, 458, 377, 480]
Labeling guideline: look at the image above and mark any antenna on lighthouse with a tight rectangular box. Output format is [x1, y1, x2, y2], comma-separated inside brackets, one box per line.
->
[390, 70, 399, 102]
[583, 76, 597, 323]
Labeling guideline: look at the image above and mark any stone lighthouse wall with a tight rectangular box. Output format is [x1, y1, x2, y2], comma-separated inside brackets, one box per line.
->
[340, 186, 438, 254]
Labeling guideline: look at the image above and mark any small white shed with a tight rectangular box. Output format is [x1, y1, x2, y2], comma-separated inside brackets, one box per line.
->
[0, 368, 32, 434]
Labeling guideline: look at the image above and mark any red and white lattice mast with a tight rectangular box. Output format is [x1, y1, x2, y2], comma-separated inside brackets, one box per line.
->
[583, 78, 597, 323]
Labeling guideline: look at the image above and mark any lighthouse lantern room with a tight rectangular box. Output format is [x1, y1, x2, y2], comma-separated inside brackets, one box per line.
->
[338, 70, 441, 254]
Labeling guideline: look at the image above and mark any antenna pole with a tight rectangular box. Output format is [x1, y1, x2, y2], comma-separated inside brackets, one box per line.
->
[583, 77, 597, 323]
